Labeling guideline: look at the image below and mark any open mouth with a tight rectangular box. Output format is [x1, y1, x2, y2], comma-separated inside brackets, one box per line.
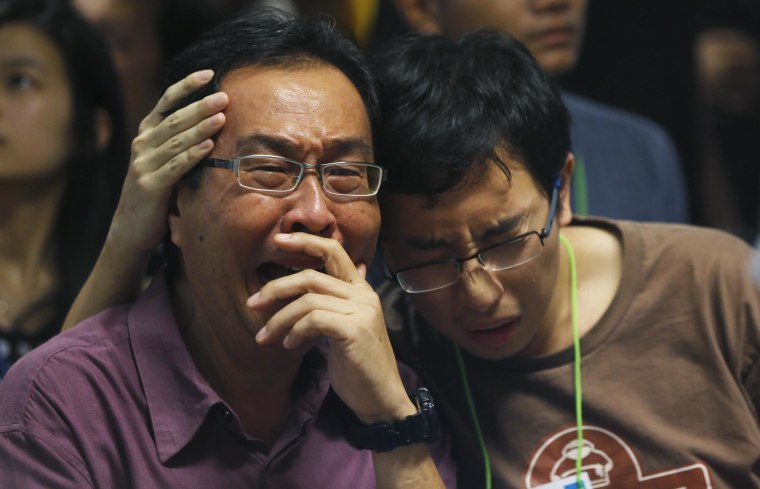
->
[256, 262, 326, 285]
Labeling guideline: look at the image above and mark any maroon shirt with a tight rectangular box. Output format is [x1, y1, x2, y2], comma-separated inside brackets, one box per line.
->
[0, 275, 456, 488]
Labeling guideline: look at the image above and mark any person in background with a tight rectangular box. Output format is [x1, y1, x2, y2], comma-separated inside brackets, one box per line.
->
[390, 0, 689, 223]
[694, 26, 760, 242]
[0, 0, 128, 377]
[73, 0, 221, 138]
[376, 30, 760, 488]
[0, 10, 455, 488]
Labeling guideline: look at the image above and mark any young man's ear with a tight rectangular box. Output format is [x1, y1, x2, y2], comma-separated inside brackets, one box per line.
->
[557, 152, 574, 226]
[394, 0, 444, 33]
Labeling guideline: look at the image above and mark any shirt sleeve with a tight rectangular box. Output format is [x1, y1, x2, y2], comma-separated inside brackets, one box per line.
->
[0, 427, 94, 488]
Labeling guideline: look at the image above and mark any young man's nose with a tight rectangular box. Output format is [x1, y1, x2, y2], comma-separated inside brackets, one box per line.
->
[457, 259, 504, 312]
[280, 173, 338, 237]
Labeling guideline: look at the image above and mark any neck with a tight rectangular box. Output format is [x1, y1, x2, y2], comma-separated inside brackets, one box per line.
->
[172, 276, 306, 446]
[0, 178, 66, 332]
[0, 178, 65, 264]
[526, 226, 622, 357]
[525, 233, 574, 357]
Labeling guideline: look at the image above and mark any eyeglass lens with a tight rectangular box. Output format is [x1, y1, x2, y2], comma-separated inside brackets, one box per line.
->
[238, 156, 382, 195]
[396, 233, 544, 293]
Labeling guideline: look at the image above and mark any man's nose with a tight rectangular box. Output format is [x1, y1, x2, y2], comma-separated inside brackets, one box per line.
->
[280, 172, 338, 237]
[456, 259, 504, 312]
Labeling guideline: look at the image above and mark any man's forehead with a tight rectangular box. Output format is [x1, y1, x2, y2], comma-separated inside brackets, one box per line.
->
[213, 63, 373, 159]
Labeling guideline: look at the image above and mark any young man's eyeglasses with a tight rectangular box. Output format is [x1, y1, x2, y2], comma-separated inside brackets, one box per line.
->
[387, 181, 561, 294]
[202, 155, 386, 197]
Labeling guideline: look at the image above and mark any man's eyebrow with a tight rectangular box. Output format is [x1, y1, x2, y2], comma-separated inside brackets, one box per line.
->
[404, 214, 525, 250]
[480, 214, 526, 240]
[234, 134, 373, 159]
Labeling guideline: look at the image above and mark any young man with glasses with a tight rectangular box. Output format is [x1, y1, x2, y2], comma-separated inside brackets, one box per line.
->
[376, 31, 760, 488]
[0, 11, 455, 488]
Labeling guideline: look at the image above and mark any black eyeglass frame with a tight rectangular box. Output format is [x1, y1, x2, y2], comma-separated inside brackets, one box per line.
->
[201, 154, 387, 197]
[386, 180, 561, 294]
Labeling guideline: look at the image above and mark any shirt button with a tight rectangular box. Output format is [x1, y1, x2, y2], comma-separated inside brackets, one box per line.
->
[222, 409, 235, 423]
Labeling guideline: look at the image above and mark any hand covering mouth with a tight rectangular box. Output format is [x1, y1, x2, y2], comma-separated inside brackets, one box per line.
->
[256, 262, 327, 285]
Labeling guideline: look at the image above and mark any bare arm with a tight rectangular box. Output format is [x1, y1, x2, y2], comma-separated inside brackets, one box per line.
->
[63, 70, 229, 331]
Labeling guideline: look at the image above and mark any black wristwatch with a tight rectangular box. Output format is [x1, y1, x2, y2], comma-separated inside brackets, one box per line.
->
[347, 387, 439, 452]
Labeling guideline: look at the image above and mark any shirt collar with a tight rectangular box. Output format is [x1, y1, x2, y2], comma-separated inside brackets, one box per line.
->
[129, 273, 223, 463]
[128, 272, 334, 463]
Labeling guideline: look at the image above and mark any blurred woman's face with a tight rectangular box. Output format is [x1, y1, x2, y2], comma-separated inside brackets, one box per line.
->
[0, 23, 73, 181]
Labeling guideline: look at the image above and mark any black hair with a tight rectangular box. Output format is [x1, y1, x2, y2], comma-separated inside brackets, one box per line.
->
[161, 7, 379, 146]
[374, 30, 571, 203]
[156, 0, 223, 66]
[0, 0, 129, 333]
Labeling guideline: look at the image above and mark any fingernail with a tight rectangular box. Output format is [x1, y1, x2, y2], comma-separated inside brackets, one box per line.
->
[255, 326, 268, 342]
[275, 233, 293, 241]
[208, 113, 224, 127]
[195, 69, 213, 82]
[208, 92, 227, 106]
[196, 139, 213, 150]
[247, 292, 261, 307]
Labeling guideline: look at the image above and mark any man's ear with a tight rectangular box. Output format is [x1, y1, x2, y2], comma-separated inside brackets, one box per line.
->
[557, 152, 574, 226]
[394, 0, 444, 33]
[94, 107, 112, 152]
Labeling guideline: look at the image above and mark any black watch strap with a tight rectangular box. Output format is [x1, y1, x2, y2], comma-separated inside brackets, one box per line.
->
[347, 387, 439, 452]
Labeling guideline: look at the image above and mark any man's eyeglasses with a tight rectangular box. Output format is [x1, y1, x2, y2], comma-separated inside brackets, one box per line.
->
[201, 155, 386, 197]
[387, 181, 560, 294]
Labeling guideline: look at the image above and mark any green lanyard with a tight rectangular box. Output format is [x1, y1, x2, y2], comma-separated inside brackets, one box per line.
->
[454, 233, 583, 489]
[573, 155, 589, 217]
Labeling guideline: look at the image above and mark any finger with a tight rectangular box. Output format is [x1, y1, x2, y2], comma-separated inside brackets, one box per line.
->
[143, 138, 216, 192]
[273, 233, 364, 284]
[282, 310, 339, 350]
[255, 292, 363, 344]
[148, 110, 225, 173]
[138, 69, 214, 132]
[132, 92, 228, 171]
[248, 268, 371, 309]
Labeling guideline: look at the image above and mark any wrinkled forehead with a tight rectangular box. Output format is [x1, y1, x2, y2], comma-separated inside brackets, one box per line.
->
[214, 63, 373, 160]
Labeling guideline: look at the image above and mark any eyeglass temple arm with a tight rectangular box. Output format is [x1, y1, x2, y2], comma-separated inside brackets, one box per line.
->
[201, 158, 234, 169]
[541, 177, 562, 238]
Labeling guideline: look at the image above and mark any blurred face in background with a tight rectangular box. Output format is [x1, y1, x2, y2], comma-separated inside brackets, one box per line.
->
[396, 0, 588, 76]
[0, 23, 72, 181]
[74, 0, 162, 136]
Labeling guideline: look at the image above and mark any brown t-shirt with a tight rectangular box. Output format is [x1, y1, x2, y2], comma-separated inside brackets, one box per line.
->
[383, 217, 760, 489]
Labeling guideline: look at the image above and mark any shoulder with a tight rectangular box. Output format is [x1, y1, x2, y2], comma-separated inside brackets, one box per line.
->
[615, 220, 756, 290]
[562, 92, 674, 147]
[0, 305, 132, 426]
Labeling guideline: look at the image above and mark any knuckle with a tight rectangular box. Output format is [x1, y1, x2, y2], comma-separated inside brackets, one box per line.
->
[164, 113, 182, 131]
[303, 269, 321, 280]
[131, 135, 149, 155]
[300, 292, 318, 308]
[137, 117, 152, 134]
[167, 136, 183, 151]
